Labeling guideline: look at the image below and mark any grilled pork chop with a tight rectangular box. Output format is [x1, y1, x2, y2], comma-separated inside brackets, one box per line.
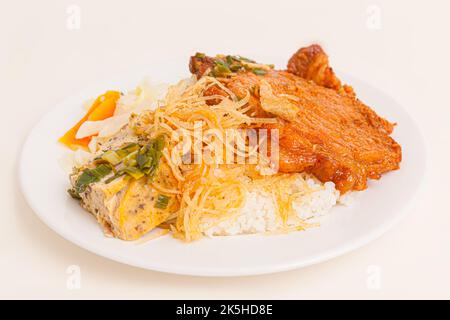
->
[189, 45, 402, 193]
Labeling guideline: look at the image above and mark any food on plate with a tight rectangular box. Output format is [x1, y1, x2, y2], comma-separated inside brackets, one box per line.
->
[69, 139, 179, 240]
[287, 44, 353, 94]
[60, 44, 402, 242]
[59, 91, 121, 149]
[189, 45, 401, 192]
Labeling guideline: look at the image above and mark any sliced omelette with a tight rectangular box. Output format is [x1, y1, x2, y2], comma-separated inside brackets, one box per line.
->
[69, 137, 178, 241]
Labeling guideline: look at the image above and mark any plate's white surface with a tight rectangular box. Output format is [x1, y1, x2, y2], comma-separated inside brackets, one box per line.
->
[19, 59, 426, 276]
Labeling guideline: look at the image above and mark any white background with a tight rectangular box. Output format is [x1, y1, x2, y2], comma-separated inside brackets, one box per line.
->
[1, 0, 449, 299]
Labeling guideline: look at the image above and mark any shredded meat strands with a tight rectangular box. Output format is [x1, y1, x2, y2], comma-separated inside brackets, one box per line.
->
[130, 76, 312, 241]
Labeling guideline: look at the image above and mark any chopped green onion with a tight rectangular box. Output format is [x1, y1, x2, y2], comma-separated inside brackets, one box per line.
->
[73, 164, 112, 195]
[252, 68, 267, 76]
[101, 150, 122, 165]
[212, 60, 232, 77]
[208, 55, 270, 78]
[105, 172, 126, 184]
[235, 55, 255, 63]
[225, 55, 237, 65]
[136, 136, 165, 180]
[74, 137, 165, 190]
[195, 52, 205, 59]
[68, 188, 82, 199]
[136, 150, 149, 169]
[154, 194, 170, 209]
[116, 143, 139, 158]
[123, 150, 138, 167]
[119, 167, 145, 180]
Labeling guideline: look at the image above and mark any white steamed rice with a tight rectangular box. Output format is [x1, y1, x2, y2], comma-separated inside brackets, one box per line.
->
[202, 174, 349, 237]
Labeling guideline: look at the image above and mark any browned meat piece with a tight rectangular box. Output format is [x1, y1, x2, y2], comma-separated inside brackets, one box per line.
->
[287, 44, 355, 96]
[188, 48, 402, 193]
[288, 44, 355, 96]
[256, 74, 400, 192]
[190, 53, 216, 79]
[287, 44, 342, 89]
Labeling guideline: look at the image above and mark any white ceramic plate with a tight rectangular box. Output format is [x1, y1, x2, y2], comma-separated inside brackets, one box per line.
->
[19, 58, 426, 276]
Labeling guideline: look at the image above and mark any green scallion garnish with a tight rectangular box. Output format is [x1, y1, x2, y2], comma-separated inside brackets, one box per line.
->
[154, 194, 170, 209]
[71, 164, 112, 196]
[252, 68, 267, 76]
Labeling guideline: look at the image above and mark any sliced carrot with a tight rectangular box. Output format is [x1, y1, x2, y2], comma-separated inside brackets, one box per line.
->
[59, 90, 121, 149]
[88, 94, 120, 121]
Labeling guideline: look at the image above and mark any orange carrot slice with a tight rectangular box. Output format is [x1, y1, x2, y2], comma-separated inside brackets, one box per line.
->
[59, 90, 121, 149]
